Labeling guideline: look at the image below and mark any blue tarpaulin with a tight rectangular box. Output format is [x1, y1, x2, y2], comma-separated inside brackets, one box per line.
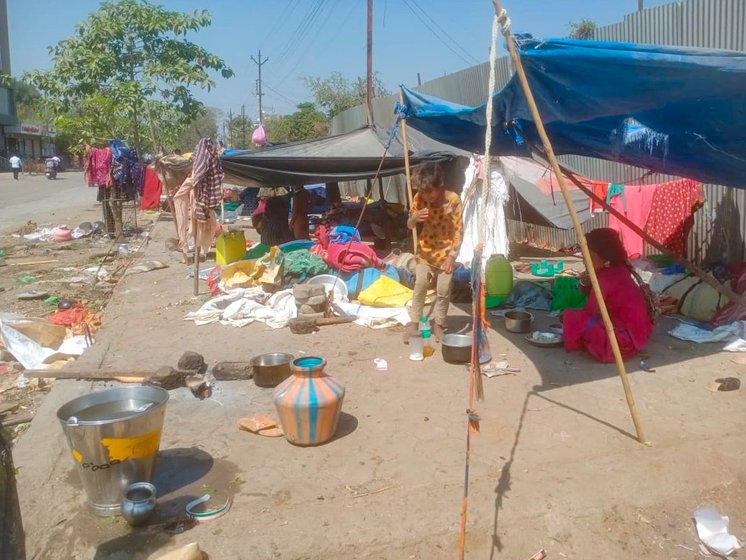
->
[401, 36, 746, 189]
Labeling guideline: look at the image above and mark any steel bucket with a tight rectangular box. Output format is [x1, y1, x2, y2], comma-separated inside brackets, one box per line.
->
[56, 386, 169, 516]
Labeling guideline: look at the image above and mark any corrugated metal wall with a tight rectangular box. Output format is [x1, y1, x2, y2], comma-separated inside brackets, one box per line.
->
[331, 0, 746, 262]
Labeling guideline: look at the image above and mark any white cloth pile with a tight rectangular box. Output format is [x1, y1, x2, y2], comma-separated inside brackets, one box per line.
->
[184, 288, 297, 328]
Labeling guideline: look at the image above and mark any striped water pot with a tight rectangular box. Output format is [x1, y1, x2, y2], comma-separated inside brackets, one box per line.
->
[273, 357, 346, 446]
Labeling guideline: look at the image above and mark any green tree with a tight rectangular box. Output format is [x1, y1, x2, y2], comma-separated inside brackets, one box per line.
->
[265, 102, 328, 143]
[568, 19, 596, 40]
[26, 0, 233, 156]
[176, 106, 220, 152]
[304, 71, 390, 119]
[6, 77, 44, 121]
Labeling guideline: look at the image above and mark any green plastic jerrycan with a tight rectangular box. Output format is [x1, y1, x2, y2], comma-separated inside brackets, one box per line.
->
[485, 254, 513, 303]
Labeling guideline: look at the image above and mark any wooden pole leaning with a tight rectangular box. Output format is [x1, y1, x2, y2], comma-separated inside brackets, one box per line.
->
[491, 0, 648, 444]
[399, 87, 418, 254]
[191, 196, 200, 296]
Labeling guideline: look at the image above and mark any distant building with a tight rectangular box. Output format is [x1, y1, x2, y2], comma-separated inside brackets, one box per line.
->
[0, 0, 16, 158]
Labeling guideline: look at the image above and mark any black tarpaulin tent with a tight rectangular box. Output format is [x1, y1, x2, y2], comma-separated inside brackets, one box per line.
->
[220, 125, 467, 186]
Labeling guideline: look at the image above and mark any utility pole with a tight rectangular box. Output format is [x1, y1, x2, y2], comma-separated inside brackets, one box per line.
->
[228, 109, 233, 148]
[251, 50, 269, 125]
[241, 105, 246, 147]
[365, 0, 374, 126]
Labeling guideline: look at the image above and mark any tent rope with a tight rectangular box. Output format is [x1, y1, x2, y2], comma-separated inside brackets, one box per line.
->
[457, 9, 501, 560]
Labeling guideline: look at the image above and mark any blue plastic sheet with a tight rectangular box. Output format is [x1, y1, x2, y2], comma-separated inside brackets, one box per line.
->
[401, 36, 746, 189]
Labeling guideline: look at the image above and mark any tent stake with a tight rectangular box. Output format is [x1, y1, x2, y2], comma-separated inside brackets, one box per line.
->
[491, 0, 648, 445]
[399, 87, 418, 254]
[529, 145, 746, 312]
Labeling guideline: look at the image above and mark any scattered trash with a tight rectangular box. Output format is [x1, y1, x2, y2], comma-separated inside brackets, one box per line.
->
[373, 358, 388, 371]
[15, 274, 36, 284]
[17, 291, 50, 301]
[15, 374, 29, 389]
[153, 542, 203, 560]
[639, 359, 656, 373]
[15, 221, 37, 235]
[124, 260, 168, 275]
[526, 550, 547, 560]
[481, 360, 520, 378]
[693, 507, 741, 556]
[238, 415, 284, 437]
[706, 377, 741, 392]
[42, 296, 60, 307]
[0, 249, 5, 258]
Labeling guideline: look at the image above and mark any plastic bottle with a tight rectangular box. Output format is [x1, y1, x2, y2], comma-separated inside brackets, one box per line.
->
[420, 317, 434, 357]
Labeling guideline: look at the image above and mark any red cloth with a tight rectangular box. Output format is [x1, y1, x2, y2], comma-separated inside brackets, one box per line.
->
[590, 181, 608, 213]
[608, 184, 657, 259]
[311, 224, 384, 272]
[139, 167, 163, 210]
[644, 179, 702, 256]
[562, 265, 652, 363]
[85, 147, 113, 187]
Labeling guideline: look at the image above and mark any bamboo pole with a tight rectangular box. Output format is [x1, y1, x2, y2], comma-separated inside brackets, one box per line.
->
[491, 0, 648, 444]
[529, 145, 746, 311]
[398, 87, 418, 254]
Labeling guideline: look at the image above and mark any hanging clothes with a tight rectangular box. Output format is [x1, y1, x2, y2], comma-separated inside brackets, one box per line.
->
[608, 184, 657, 259]
[457, 155, 509, 266]
[645, 178, 702, 256]
[140, 167, 163, 210]
[85, 147, 114, 187]
[172, 178, 194, 252]
[590, 181, 608, 213]
[191, 138, 224, 223]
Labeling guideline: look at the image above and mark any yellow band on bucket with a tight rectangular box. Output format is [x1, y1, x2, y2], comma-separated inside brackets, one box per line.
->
[101, 430, 161, 462]
[72, 449, 83, 463]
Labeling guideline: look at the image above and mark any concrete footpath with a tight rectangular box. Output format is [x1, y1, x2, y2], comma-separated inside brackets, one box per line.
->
[13, 215, 746, 559]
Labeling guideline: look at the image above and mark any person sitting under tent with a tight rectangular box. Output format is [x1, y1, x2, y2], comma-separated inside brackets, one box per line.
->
[563, 228, 657, 363]
[290, 185, 310, 240]
[260, 194, 294, 247]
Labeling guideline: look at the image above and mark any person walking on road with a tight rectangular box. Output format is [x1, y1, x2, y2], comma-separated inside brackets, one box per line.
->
[9, 154, 21, 180]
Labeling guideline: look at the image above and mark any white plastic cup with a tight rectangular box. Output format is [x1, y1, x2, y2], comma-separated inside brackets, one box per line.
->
[409, 334, 424, 361]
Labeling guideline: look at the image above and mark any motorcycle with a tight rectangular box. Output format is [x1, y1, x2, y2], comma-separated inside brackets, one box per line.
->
[45, 159, 58, 180]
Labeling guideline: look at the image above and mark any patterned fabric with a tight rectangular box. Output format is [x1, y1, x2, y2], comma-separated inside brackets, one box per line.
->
[85, 147, 113, 187]
[191, 138, 224, 223]
[411, 190, 464, 268]
[645, 179, 702, 256]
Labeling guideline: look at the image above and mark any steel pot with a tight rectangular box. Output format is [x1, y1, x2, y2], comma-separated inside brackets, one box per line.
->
[251, 353, 294, 388]
[504, 311, 533, 333]
[441, 334, 474, 364]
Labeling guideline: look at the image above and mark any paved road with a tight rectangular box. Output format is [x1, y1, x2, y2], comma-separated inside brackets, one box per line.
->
[0, 170, 100, 232]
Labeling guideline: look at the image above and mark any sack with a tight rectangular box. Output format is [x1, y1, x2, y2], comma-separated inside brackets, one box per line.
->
[664, 274, 729, 322]
[358, 275, 413, 308]
[153, 155, 193, 189]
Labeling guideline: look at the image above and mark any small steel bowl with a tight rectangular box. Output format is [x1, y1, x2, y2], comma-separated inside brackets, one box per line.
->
[121, 482, 156, 526]
[504, 311, 533, 333]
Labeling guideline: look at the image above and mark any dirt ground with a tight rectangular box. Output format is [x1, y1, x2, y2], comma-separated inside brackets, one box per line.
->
[6, 183, 746, 559]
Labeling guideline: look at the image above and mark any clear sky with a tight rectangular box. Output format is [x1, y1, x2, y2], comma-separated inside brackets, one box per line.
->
[8, 0, 672, 122]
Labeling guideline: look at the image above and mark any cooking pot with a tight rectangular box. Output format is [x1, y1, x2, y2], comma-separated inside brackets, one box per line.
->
[504, 311, 533, 333]
[441, 334, 491, 365]
[251, 353, 294, 388]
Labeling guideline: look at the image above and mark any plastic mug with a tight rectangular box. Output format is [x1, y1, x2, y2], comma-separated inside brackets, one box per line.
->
[409, 334, 424, 361]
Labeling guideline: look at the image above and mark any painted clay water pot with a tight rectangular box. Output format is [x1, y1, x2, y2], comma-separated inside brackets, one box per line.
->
[273, 357, 345, 446]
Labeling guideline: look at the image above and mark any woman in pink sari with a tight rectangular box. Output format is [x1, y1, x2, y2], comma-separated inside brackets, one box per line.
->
[563, 228, 656, 363]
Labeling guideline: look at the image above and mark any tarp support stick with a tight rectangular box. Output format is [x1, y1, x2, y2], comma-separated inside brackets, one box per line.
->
[399, 87, 418, 254]
[492, 0, 648, 445]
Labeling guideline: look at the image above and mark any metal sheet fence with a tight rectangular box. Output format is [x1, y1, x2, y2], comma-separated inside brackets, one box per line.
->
[330, 0, 746, 262]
